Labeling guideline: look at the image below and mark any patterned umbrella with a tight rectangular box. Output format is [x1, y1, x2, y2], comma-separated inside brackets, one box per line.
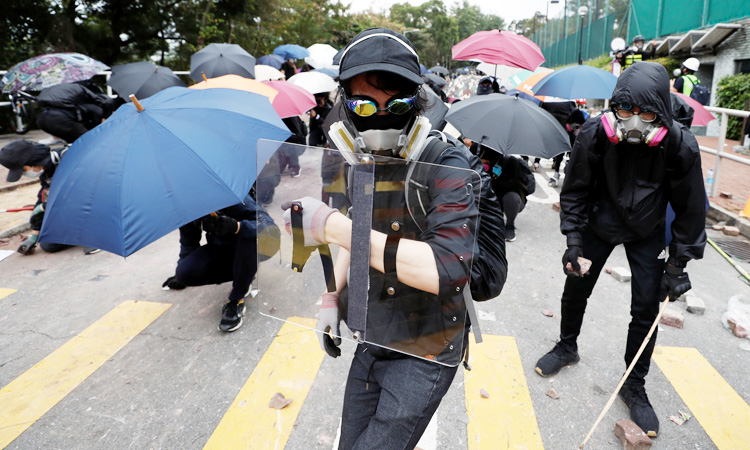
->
[444, 75, 483, 101]
[1, 53, 109, 94]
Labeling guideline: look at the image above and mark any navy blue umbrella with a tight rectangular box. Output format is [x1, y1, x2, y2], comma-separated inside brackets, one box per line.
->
[273, 44, 310, 60]
[39, 87, 291, 256]
[531, 65, 617, 99]
[257, 54, 284, 69]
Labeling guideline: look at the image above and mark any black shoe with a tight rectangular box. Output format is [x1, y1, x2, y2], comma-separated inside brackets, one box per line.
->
[290, 166, 301, 178]
[218, 300, 246, 332]
[619, 382, 659, 437]
[505, 228, 516, 242]
[535, 342, 580, 377]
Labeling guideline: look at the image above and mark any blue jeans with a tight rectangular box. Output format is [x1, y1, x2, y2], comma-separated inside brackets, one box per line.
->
[338, 344, 460, 450]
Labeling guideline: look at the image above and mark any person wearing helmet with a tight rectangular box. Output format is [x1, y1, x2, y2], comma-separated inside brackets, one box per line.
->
[673, 57, 701, 96]
[278, 28, 506, 449]
[534, 62, 706, 437]
[476, 76, 499, 95]
[616, 35, 655, 69]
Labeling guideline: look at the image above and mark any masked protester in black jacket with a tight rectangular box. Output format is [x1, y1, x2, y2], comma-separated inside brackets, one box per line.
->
[534, 62, 706, 437]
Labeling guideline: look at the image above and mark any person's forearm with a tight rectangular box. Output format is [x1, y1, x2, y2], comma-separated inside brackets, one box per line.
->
[324, 213, 440, 295]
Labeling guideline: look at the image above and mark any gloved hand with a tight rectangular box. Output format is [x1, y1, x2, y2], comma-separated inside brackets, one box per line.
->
[562, 234, 585, 277]
[18, 234, 39, 255]
[281, 197, 339, 247]
[315, 292, 341, 358]
[162, 276, 186, 290]
[659, 259, 691, 301]
[202, 214, 239, 237]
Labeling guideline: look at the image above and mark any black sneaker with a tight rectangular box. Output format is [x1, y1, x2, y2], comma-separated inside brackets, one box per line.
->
[619, 382, 659, 437]
[218, 300, 246, 332]
[535, 342, 580, 377]
[505, 228, 516, 242]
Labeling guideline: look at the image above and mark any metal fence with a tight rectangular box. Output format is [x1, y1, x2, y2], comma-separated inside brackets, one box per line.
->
[535, 13, 615, 68]
[701, 106, 750, 198]
[627, 0, 750, 41]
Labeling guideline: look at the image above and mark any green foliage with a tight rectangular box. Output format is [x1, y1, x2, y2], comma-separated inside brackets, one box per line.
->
[650, 57, 679, 75]
[716, 73, 750, 140]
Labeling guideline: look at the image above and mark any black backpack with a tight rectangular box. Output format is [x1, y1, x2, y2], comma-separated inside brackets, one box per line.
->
[686, 76, 710, 105]
[406, 132, 507, 301]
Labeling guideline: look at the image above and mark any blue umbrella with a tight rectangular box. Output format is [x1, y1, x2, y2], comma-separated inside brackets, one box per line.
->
[419, 64, 428, 75]
[273, 44, 310, 60]
[531, 65, 617, 99]
[311, 67, 338, 78]
[39, 87, 291, 256]
[257, 54, 284, 69]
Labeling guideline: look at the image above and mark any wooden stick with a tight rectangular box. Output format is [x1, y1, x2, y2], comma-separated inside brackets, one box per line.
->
[578, 298, 670, 449]
[129, 94, 144, 112]
[202, 72, 207, 82]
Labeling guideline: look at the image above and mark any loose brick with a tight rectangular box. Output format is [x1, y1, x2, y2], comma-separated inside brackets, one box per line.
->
[614, 419, 652, 450]
[712, 223, 726, 231]
[660, 307, 684, 328]
[611, 267, 632, 282]
[685, 296, 705, 315]
[719, 191, 733, 199]
[728, 318, 749, 338]
[723, 226, 740, 236]
[552, 202, 561, 212]
[546, 388, 559, 400]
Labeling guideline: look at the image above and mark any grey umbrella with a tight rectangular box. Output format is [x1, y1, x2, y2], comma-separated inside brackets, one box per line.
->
[190, 43, 256, 82]
[108, 61, 186, 101]
[422, 73, 447, 88]
[429, 65, 450, 76]
[445, 93, 571, 159]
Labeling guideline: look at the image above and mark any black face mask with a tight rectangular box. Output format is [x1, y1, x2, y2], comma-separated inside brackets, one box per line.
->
[477, 84, 493, 95]
[348, 110, 414, 132]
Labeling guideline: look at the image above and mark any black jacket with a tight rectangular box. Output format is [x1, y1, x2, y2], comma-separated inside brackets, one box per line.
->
[560, 62, 706, 264]
[491, 155, 536, 204]
[38, 84, 116, 125]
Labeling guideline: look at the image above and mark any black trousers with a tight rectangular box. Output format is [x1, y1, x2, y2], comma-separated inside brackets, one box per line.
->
[36, 108, 88, 144]
[175, 234, 258, 302]
[501, 191, 524, 230]
[558, 227, 665, 384]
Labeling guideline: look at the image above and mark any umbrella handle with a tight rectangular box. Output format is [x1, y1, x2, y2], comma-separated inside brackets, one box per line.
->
[129, 95, 144, 112]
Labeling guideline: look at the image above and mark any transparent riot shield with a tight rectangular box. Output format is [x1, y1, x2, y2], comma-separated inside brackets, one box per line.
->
[255, 139, 482, 367]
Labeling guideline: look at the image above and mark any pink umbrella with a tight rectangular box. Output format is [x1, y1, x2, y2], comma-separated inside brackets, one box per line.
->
[261, 80, 316, 118]
[673, 92, 715, 126]
[452, 30, 545, 71]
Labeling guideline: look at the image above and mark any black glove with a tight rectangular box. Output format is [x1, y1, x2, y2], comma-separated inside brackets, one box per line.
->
[562, 234, 584, 277]
[162, 276, 186, 290]
[659, 258, 691, 302]
[202, 215, 239, 237]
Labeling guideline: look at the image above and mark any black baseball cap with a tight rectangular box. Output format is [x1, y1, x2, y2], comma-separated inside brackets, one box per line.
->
[0, 140, 36, 182]
[338, 28, 424, 86]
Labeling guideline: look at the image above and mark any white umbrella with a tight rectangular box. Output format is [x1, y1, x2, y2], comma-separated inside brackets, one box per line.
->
[304, 44, 339, 70]
[254, 64, 284, 81]
[287, 71, 338, 95]
[476, 62, 526, 80]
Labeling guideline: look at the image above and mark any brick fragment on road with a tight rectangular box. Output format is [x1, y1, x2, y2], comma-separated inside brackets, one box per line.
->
[541, 309, 554, 317]
[712, 223, 726, 231]
[614, 419, 652, 450]
[611, 267, 632, 282]
[660, 307, 684, 328]
[268, 392, 293, 409]
[719, 191, 733, 199]
[722, 226, 740, 236]
[728, 318, 749, 338]
[545, 388, 559, 400]
[479, 388, 490, 398]
[552, 202, 561, 212]
[685, 296, 705, 315]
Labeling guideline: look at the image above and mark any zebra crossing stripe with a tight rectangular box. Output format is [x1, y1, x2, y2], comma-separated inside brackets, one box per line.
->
[0, 300, 171, 449]
[203, 318, 324, 450]
[0, 288, 17, 300]
[464, 335, 545, 449]
[653, 346, 750, 449]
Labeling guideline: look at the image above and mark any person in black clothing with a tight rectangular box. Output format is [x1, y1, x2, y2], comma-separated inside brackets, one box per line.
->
[534, 62, 706, 437]
[162, 195, 280, 332]
[0, 140, 93, 254]
[308, 93, 332, 147]
[280, 59, 297, 79]
[474, 144, 535, 242]
[279, 116, 307, 177]
[549, 109, 586, 187]
[35, 83, 117, 144]
[616, 35, 655, 69]
[476, 76, 499, 96]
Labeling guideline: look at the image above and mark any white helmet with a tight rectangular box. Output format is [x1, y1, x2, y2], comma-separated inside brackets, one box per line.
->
[683, 57, 700, 72]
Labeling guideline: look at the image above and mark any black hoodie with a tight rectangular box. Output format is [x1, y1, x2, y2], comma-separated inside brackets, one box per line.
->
[560, 62, 706, 264]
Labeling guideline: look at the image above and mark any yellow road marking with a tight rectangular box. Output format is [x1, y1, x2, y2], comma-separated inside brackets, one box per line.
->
[653, 346, 750, 449]
[203, 318, 325, 450]
[464, 335, 544, 450]
[0, 300, 171, 449]
[0, 289, 17, 300]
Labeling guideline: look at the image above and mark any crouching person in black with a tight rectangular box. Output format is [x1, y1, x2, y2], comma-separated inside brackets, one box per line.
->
[162, 195, 280, 332]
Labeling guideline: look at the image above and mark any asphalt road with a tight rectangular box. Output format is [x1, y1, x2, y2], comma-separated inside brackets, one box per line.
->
[1, 157, 750, 450]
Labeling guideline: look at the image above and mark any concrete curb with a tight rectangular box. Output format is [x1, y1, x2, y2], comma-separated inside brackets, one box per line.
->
[707, 202, 750, 239]
[0, 221, 30, 240]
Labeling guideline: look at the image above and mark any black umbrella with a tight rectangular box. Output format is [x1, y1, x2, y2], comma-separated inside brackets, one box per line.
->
[445, 93, 570, 159]
[108, 62, 186, 101]
[429, 65, 449, 76]
[323, 89, 449, 148]
[422, 73, 447, 88]
[190, 43, 256, 82]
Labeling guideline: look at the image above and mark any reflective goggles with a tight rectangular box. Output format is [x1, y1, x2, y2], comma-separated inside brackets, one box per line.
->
[614, 104, 657, 122]
[345, 96, 416, 117]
